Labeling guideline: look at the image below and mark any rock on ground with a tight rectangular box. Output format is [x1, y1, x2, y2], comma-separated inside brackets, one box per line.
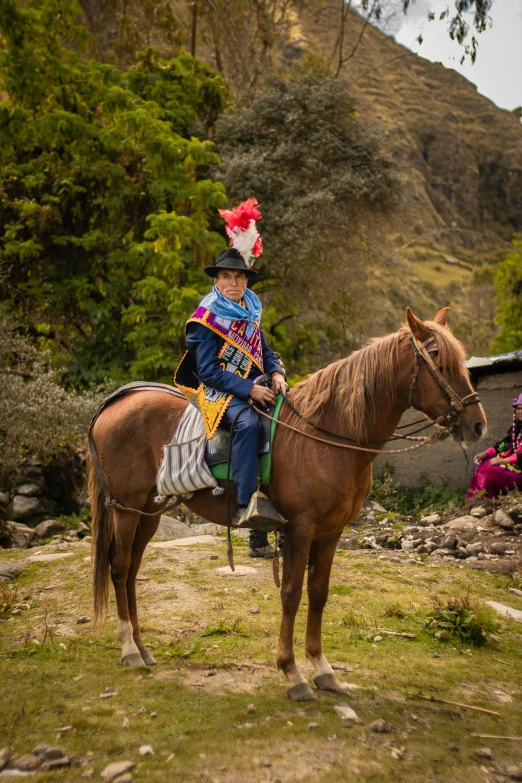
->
[152, 515, 195, 540]
[26, 552, 75, 563]
[100, 761, 135, 781]
[0, 748, 11, 771]
[493, 509, 514, 529]
[420, 513, 441, 526]
[34, 519, 65, 537]
[150, 535, 218, 548]
[11, 754, 42, 771]
[7, 495, 41, 522]
[333, 705, 360, 723]
[486, 601, 522, 624]
[0, 561, 24, 582]
[216, 565, 257, 576]
[15, 483, 40, 497]
[444, 516, 478, 534]
[192, 522, 222, 536]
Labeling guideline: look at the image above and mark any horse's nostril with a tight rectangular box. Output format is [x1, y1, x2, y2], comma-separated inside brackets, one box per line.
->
[474, 422, 483, 437]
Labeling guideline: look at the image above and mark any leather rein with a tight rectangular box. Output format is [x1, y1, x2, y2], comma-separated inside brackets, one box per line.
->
[253, 330, 481, 454]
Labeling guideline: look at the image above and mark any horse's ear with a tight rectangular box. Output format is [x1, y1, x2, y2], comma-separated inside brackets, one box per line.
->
[434, 307, 450, 326]
[405, 307, 430, 341]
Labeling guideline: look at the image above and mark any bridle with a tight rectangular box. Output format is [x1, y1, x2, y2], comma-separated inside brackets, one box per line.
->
[253, 328, 482, 452]
[407, 332, 481, 430]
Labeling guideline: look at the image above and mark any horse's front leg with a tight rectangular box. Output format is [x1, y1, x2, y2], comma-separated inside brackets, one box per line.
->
[126, 500, 162, 666]
[305, 531, 350, 695]
[110, 507, 145, 666]
[277, 524, 316, 701]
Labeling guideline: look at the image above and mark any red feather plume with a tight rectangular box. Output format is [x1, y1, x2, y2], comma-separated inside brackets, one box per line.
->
[218, 198, 262, 231]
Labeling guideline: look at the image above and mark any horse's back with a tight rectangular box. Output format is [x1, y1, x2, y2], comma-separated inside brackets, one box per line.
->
[92, 391, 188, 489]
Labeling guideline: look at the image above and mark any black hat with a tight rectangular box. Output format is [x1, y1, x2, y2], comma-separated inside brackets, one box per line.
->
[204, 247, 258, 279]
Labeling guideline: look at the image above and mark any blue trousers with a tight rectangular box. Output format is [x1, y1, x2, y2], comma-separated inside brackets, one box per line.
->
[222, 397, 262, 507]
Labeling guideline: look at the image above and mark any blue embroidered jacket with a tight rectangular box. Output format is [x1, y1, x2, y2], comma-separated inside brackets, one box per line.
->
[185, 322, 284, 401]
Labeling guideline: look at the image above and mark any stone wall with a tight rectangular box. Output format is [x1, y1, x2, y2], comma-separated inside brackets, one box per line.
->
[373, 369, 522, 490]
[0, 451, 87, 549]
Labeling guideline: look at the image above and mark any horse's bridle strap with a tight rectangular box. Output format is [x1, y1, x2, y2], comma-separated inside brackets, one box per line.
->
[407, 332, 480, 427]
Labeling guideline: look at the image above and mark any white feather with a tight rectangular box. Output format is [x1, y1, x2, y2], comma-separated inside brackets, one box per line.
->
[227, 220, 259, 264]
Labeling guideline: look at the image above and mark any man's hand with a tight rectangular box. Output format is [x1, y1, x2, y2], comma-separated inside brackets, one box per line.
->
[249, 384, 276, 408]
[490, 457, 510, 466]
[272, 372, 288, 395]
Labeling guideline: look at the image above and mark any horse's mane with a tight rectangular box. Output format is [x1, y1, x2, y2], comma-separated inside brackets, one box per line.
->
[287, 321, 468, 441]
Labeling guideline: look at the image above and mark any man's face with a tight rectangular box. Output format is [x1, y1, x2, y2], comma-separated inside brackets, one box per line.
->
[214, 269, 248, 303]
[516, 405, 522, 422]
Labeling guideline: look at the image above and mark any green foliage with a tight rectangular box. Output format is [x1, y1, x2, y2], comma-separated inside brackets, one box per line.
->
[56, 507, 91, 530]
[357, 534, 377, 549]
[0, 0, 230, 386]
[163, 640, 203, 659]
[383, 602, 407, 619]
[491, 236, 522, 353]
[0, 307, 104, 484]
[425, 594, 497, 646]
[202, 618, 248, 637]
[370, 465, 466, 517]
[216, 73, 399, 372]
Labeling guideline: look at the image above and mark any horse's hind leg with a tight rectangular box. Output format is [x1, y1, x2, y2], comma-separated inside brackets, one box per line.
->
[305, 531, 350, 695]
[126, 504, 162, 666]
[277, 524, 316, 702]
[110, 508, 145, 666]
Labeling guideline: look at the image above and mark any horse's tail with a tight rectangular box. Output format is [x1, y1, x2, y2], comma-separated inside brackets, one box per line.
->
[87, 428, 113, 625]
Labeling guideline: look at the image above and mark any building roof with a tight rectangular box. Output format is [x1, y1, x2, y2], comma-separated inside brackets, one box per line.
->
[465, 350, 522, 376]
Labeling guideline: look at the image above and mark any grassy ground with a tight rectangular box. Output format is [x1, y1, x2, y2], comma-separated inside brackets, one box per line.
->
[1, 536, 522, 782]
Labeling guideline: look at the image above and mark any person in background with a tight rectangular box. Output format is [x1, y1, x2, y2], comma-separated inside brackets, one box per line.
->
[467, 392, 522, 499]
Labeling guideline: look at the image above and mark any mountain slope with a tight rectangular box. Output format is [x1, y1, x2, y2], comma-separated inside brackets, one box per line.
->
[80, 0, 522, 353]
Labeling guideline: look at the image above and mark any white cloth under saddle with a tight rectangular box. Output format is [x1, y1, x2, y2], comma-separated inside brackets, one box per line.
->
[155, 402, 223, 500]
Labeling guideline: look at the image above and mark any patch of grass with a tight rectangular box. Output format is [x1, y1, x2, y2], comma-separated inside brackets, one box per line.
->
[0, 583, 20, 617]
[370, 465, 466, 516]
[383, 602, 407, 619]
[425, 593, 498, 646]
[202, 618, 249, 637]
[2, 538, 522, 782]
[163, 640, 204, 659]
[56, 506, 91, 530]
[329, 585, 352, 596]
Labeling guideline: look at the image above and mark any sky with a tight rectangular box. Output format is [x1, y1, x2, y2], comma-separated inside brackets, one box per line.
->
[380, 0, 521, 112]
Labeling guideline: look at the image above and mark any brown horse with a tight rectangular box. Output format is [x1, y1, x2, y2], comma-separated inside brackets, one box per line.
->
[89, 308, 486, 701]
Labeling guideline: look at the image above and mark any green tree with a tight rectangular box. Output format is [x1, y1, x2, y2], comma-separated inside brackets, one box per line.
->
[491, 236, 522, 353]
[0, 0, 230, 386]
[215, 73, 399, 372]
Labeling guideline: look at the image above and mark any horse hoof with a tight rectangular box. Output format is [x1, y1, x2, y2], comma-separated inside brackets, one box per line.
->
[314, 673, 351, 696]
[139, 649, 157, 666]
[121, 653, 145, 667]
[286, 683, 318, 702]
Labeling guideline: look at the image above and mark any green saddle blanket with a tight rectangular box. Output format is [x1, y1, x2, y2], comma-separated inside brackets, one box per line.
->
[209, 395, 284, 487]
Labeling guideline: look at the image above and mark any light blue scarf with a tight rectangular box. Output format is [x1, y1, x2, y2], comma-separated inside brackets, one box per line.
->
[199, 286, 262, 324]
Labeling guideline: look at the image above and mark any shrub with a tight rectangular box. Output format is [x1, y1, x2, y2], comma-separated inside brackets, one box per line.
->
[0, 308, 104, 485]
[370, 465, 466, 516]
[425, 594, 497, 646]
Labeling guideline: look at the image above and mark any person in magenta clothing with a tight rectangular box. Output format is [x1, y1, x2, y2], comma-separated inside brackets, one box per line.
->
[467, 392, 522, 499]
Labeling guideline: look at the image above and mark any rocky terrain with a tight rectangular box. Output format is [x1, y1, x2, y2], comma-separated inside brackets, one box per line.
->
[341, 498, 522, 577]
[2, 466, 521, 586]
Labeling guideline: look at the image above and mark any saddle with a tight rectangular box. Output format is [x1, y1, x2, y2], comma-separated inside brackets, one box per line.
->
[205, 402, 273, 465]
[204, 395, 284, 487]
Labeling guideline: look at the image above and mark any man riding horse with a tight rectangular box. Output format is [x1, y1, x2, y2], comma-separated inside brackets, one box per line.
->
[174, 200, 287, 538]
